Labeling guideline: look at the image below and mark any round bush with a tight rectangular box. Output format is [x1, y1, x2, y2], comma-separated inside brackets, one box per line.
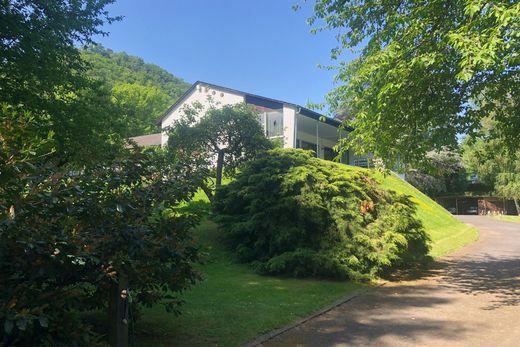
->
[214, 149, 430, 280]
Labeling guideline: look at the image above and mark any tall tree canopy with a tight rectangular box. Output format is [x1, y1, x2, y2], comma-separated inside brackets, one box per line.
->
[304, 0, 520, 166]
[0, 0, 125, 164]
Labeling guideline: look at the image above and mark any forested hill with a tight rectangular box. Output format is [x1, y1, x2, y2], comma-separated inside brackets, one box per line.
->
[81, 45, 190, 136]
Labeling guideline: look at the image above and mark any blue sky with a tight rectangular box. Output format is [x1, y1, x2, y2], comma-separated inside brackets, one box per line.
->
[94, 0, 356, 110]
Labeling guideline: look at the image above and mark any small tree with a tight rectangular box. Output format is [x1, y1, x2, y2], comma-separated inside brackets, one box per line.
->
[496, 173, 520, 215]
[406, 149, 467, 196]
[167, 103, 273, 201]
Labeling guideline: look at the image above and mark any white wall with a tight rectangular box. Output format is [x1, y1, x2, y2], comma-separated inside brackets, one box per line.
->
[282, 106, 297, 148]
[160, 83, 244, 146]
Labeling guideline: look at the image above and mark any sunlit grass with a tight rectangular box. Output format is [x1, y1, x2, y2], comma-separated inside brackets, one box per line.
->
[135, 220, 364, 347]
[491, 215, 520, 223]
[133, 166, 479, 346]
[375, 171, 479, 257]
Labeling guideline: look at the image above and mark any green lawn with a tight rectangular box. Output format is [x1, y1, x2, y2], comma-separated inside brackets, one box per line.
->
[491, 215, 520, 223]
[375, 171, 479, 258]
[135, 220, 364, 346]
[132, 168, 479, 347]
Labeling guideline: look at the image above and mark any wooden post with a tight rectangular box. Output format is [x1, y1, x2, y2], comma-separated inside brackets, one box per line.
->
[109, 274, 129, 347]
[455, 197, 459, 215]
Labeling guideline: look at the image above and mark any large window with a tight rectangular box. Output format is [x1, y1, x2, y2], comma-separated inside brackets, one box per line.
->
[258, 110, 283, 138]
[266, 110, 283, 137]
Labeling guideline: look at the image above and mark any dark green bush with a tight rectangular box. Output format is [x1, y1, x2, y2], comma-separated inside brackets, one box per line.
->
[214, 148, 430, 280]
[1, 106, 201, 345]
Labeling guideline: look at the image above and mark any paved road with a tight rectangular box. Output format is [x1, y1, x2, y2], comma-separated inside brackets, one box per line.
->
[262, 216, 520, 347]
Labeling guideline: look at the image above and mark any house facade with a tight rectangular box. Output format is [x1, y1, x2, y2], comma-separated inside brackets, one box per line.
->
[158, 81, 369, 167]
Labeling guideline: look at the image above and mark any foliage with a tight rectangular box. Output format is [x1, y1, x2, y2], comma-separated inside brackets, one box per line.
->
[112, 82, 172, 136]
[82, 44, 190, 135]
[214, 149, 430, 280]
[406, 149, 467, 196]
[0, 0, 125, 164]
[82, 44, 189, 100]
[303, 0, 520, 166]
[1, 106, 202, 345]
[167, 103, 273, 200]
[1, 2, 202, 345]
[462, 118, 520, 213]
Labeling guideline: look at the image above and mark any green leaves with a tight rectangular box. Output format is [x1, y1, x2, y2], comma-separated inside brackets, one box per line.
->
[0, 143, 203, 345]
[214, 149, 429, 280]
[307, 0, 520, 166]
[167, 102, 274, 199]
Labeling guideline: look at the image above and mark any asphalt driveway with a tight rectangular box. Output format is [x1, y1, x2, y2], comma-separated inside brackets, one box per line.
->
[261, 216, 520, 347]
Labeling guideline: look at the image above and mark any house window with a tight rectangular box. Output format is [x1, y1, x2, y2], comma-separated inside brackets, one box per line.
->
[298, 140, 317, 157]
[266, 110, 283, 137]
[324, 147, 337, 161]
[257, 110, 283, 138]
[354, 157, 370, 168]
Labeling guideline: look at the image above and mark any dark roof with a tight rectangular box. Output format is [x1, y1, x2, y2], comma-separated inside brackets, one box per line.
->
[156, 81, 351, 130]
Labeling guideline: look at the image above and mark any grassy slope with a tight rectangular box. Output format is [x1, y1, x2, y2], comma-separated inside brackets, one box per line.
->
[134, 167, 479, 346]
[375, 171, 479, 257]
[491, 215, 520, 223]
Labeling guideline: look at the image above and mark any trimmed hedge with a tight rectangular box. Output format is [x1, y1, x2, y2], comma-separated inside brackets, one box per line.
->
[214, 149, 430, 280]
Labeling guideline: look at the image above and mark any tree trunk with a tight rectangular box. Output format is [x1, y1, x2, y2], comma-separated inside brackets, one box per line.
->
[109, 274, 129, 347]
[215, 150, 225, 191]
[200, 182, 214, 203]
[514, 198, 520, 216]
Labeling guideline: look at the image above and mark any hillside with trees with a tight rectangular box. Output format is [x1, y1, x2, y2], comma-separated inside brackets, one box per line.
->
[81, 45, 190, 136]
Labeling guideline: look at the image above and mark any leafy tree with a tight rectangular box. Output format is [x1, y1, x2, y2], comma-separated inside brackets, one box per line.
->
[82, 44, 190, 100]
[112, 82, 172, 136]
[214, 148, 430, 280]
[167, 103, 273, 201]
[496, 173, 520, 215]
[463, 119, 520, 214]
[81, 45, 191, 135]
[0, 106, 202, 344]
[0, 0, 126, 164]
[406, 149, 467, 196]
[303, 0, 520, 166]
[0, 2, 202, 345]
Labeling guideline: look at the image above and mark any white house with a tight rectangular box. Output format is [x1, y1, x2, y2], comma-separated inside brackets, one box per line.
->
[157, 81, 370, 167]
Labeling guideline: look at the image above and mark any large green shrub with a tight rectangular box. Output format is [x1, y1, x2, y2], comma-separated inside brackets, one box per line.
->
[214, 149, 430, 280]
[0, 105, 201, 345]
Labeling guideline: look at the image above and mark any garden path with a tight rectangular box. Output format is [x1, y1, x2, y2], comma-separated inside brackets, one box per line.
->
[261, 216, 520, 347]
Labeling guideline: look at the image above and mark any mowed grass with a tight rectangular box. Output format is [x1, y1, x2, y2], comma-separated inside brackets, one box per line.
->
[374, 171, 479, 258]
[491, 215, 520, 223]
[132, 165, 479, 346]
[135, 220, 364, 347]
